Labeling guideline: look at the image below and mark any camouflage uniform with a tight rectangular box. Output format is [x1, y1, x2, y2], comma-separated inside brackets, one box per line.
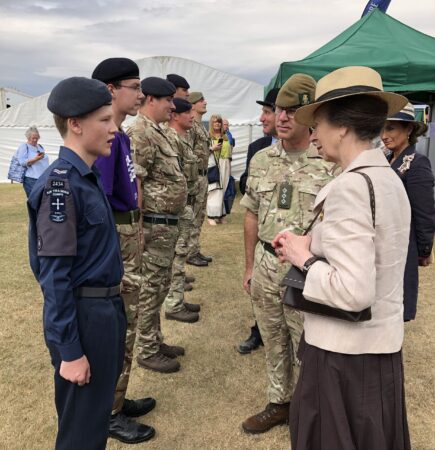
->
[187, 118, 210, 256]
[112, 221, 142, 414]
[240, 141, 334, 404]
[164, 127, 199, 313]
[128, 114, 187, 360]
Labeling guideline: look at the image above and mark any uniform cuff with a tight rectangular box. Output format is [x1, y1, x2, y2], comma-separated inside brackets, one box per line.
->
[58, 340, 84, 362]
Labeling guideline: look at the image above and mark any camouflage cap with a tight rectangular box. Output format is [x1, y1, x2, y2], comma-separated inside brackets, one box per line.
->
[188, 91, 204, 104]
[275, 74, 316, 109]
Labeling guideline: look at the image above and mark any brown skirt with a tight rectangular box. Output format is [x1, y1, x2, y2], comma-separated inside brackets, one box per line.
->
[289, 336, 411, 450]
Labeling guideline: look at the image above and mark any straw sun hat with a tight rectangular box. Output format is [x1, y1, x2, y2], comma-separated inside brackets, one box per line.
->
[386, 102, 428, 136]
[294, 66, 408, 127]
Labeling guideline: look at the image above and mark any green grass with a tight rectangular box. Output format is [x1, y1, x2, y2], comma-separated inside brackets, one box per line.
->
[0, 183, 434, 450]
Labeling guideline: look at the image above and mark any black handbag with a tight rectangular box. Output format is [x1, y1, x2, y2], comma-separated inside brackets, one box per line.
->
[281, 171, 375, 322]
[207, 144, 221, 184]
[207, 165, 220, 184]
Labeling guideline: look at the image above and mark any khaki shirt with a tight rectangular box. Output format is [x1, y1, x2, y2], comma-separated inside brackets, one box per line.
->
[241, 141, 335, 242]
[166, 127, 199, 196]
[127, 113, 187, 215]
[189, 118, 210, 171]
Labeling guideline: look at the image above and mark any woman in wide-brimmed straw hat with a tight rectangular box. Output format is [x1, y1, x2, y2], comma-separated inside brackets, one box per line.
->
[382, 102, 434, 322]
[272, 66, 412, 450]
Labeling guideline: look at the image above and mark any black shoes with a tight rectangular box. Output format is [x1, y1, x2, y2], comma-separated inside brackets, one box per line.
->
[237, 325, 264, 354]
[122, 397, 156, 418]
[109, 412, 155, 444]
[186, 255, 208, 267]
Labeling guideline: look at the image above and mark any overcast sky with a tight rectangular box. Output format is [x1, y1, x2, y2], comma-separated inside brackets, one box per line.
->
[1, 0, 434, 96]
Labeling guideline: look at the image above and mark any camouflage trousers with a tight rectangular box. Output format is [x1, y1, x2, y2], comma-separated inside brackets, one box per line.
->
[112, 222, 142, 414]
[165, 205, 193, 314]
[137, 221, 179, 359]
[251, 243, 303, 404]
[188, 175, 208, 257]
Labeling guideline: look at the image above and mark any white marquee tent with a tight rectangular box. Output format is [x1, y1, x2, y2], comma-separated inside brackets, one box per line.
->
[0, 56, 264, 182]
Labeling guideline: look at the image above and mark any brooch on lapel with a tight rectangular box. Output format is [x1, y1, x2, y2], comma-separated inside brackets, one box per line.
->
[398, 154, 415, 174]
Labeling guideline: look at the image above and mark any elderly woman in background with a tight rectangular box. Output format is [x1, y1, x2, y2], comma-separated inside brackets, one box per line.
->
[382, 103, 435, 321]
[273, 67, 411, 450]
[16, 126, 49, 197]
[207, 114, 232, 225]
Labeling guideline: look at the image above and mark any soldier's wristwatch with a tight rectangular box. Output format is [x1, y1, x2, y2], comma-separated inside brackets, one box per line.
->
[301, 256, 320, 274]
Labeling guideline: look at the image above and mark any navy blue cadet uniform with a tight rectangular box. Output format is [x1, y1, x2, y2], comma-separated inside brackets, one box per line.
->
[28, 146, 127, 450]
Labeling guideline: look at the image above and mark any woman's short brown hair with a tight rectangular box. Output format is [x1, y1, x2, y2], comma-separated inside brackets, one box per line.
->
[315, 95, 389, 141]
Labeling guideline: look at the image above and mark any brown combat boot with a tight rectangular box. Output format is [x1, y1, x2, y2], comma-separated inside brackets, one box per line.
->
[242, 402, 290, 434]
[165, 307, 199, 323]
[184, 282, 193, 292]
[185, 274, 196, 283]
[184, 302, 201, 312]
[160, 342, 185, 358]
[137, 352, 180, 373]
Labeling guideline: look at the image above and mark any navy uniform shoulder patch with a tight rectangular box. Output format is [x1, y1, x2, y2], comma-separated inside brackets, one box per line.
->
[36, 175, 77, 256]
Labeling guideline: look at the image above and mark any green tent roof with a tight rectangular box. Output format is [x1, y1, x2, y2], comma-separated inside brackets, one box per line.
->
[266, 9, 435, 103]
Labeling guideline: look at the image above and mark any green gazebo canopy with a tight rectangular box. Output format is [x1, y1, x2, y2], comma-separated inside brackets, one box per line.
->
[266, 9, 435, 104]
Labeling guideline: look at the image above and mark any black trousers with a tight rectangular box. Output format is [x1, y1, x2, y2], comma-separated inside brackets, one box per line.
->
[46, 296, 126, 450]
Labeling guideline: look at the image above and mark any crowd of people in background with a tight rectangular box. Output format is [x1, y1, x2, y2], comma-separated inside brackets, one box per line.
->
[12, 56, 435, 450]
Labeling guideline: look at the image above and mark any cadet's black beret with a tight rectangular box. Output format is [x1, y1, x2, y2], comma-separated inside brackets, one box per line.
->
[256, 88, 280, 108]
[47, 77, 112, 118]
[141, 77, 176, 97]
[92, 57, 140, 84]
[172, 98, 192, 114]
[166, 74, 190, 89]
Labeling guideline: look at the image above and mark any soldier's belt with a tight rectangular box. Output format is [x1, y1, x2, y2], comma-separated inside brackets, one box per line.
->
[143, 213, 179, 226]
[74, 285, 121, 298]
[260, 240, 277, 256]
[113, 208, 140, 225]
[198, 168, 207, 176]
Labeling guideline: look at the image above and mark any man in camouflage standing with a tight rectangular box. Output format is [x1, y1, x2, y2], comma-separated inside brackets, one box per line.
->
[128, 77, 188, 373]
[166, 73, 190, 99]
[92, 58, 155, 444]
[164, 98, 201, 323]
[186, 92, 213, 267]
[241, 74, 335, 433]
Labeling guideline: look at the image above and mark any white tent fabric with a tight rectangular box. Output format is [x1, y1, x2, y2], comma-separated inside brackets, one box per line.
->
[0, 56, 264, 182]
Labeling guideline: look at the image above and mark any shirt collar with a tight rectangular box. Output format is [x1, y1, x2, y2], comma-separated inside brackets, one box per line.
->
[59, 146, 93, 177]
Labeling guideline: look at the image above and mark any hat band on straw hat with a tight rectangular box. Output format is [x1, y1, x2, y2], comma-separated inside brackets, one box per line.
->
[389, 112, 415, 122]
[316, 85, 381, 103]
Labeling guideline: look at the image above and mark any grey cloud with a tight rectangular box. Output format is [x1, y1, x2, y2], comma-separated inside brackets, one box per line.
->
[1, 0, 434, 96]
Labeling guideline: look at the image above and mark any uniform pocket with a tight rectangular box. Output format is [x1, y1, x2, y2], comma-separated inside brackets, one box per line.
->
[257, 181, 276, 224]
[85, 204, 106, 225]
[298, 185, 318, 229]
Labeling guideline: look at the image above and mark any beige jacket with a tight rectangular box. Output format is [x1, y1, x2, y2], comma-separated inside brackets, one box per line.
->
[303, 148, 411, 354]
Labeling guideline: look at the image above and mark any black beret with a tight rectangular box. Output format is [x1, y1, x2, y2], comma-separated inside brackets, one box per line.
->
[172, 98, 192, 114]
[256, 87, 280, 108]
[47, 77, 112, 118]
[92, 57, 140, 84]
[141, 77, 176, 97]
[166, 74, 190, 89]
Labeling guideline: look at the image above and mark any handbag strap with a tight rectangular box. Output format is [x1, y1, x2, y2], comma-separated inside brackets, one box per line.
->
[353, 171, 376, 228]
[302, 170, 376, 236]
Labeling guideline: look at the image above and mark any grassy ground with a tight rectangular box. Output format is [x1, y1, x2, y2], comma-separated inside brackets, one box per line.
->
[0, 183, 434, 450]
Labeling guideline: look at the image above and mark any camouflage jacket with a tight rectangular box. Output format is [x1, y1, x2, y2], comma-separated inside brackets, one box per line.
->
[189, 118, 210, 171]
[165, 126, 199, 196]
[241, 141, 335, 242]
[127, 113, 187, 215]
